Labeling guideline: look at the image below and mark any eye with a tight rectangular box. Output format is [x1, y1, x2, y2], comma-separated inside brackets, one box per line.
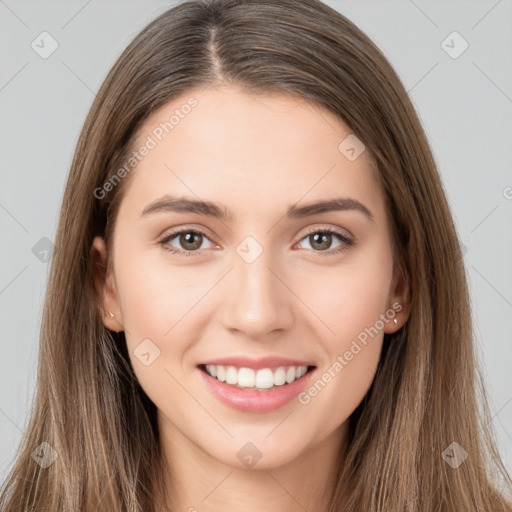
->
[158, 226, 355, 258]
[295, 227, 354, 256]
[158, 228, 216, 257]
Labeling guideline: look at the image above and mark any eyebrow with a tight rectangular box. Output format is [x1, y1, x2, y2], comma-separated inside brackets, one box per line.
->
[141, 194, 374, 222]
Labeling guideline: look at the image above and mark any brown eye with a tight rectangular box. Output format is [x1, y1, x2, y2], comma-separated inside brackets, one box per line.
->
[296, 228, 354, 255]
[159, 229, 215, 256]
[178, 232, 203, 251]
[308, 232, 334, 251]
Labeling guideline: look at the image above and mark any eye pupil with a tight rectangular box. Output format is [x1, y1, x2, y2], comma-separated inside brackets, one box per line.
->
[180, 232, 202, 250]
[310, 232, 332, 251]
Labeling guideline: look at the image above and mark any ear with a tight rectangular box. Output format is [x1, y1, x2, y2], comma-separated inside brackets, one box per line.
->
[90, 236, 124, 332]
[384, 258, 411, 334]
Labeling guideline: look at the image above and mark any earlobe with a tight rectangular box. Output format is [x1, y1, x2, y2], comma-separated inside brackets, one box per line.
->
[384, 260, 411, 334]
[90, 236, 124, 332]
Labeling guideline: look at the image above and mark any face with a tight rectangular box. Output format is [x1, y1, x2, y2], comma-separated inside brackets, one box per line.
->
[92, 83, 409, 470]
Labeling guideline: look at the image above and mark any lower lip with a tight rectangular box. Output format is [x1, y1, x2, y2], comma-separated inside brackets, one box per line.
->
[197, 366, 315, 413]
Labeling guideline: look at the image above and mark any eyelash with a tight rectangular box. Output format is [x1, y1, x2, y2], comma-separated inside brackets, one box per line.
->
[158, 226, 355, 258]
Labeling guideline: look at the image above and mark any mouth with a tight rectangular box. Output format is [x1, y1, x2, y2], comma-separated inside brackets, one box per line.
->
[196, 358, 317, 413]
[198, 363, 316, 391]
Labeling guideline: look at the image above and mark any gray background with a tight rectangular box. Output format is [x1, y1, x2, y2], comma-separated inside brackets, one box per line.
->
[1, 0, 511, 484]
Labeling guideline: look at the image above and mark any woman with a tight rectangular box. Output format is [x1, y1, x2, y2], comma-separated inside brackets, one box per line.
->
[1, 0, 511, 510]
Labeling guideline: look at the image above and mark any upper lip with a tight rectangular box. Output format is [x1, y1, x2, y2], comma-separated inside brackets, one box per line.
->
[199, 356, 315, 370]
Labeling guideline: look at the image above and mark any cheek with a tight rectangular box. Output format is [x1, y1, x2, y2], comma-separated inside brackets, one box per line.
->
[304, 265, 388, 386]
[299, 344, 382, 439]
[301, 241, 393, 345]
[113, 247, 208, 358]
[113, 253, 211, 405]
[294, 244, 392, 422]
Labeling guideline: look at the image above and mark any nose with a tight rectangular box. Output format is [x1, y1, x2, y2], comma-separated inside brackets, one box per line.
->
[220, 248, 295, 340]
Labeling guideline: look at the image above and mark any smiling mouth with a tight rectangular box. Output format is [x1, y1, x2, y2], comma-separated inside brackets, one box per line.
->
[198, 364, 316, 391]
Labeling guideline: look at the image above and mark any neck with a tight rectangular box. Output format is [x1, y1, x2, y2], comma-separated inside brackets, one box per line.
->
[156, 415, 349, 512]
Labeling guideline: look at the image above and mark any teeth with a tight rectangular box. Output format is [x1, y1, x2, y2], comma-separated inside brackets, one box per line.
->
[274, 367, 286, 385]
[255, 368, 274, 389]
[203, 364, 309, 389]
[238, 367, 255, 387]
[216, 365, 226, 382]
[226, 366, 238, 385]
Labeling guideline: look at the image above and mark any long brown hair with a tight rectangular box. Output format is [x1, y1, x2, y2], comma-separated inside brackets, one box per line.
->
[1, 0, 511, 510]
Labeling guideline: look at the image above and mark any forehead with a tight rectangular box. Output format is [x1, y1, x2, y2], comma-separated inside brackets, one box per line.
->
[118, 84, 386, 224]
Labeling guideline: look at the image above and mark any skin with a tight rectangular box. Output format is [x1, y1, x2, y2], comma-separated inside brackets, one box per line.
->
[92, 83, 410, 512]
